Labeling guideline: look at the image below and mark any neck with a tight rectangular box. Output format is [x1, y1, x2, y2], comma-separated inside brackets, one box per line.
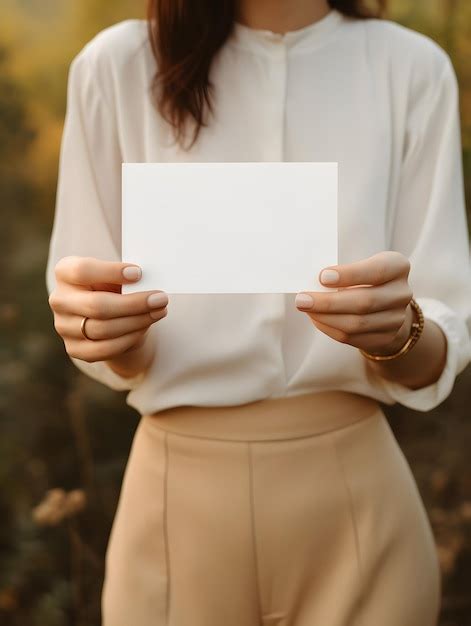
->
[235, 0, 331, 33]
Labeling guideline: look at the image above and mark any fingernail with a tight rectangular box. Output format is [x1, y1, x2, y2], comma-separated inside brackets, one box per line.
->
[123, 265, 142, 281]
[295, 293, 314, 310]
[147, 292, 168, 308]
[321, 269, 339, 284]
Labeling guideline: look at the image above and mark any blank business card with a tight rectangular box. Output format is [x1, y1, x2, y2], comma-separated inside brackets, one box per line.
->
[121, 161, 337, 294]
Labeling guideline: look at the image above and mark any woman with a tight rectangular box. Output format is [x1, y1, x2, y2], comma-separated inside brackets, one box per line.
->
[46, 0, 471, 624]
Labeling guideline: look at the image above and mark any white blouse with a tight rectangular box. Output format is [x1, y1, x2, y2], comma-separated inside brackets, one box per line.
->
[45, 8, 471, 415]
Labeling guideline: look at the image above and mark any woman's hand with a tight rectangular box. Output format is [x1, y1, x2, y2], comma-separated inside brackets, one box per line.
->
[295, 251, 415, 356]
[48, 256, 169, 363]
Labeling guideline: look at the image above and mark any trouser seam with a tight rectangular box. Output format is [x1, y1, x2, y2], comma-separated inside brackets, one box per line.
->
[163, 430, 171, 626]
[329, 429, 364, 626]
[247, 442, 264, 624]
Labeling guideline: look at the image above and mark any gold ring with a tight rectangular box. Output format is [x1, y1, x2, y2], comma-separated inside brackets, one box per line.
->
[80, 316, 94, 341]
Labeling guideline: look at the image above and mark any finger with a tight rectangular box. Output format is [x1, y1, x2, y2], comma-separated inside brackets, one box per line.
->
[64, 328, 150, 363]
[55, 308, 168, 341]
[50, 287, 169, 319]
[310, 318, 400, 350]
[304, 307, 406, 335]
[319, 251, 410, 288]
[296, 279, 412, 314]
[55, 255, 143, 289]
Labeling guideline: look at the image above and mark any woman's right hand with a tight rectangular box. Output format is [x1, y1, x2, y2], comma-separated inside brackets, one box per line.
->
[48, 256, 168, 364]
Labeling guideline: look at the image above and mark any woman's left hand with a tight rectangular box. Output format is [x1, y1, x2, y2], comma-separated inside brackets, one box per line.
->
[295, 251, 415, 356]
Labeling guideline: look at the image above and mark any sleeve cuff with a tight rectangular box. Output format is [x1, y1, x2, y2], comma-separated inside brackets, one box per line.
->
[70, 356, 147, 391]
[370, 297, 470, 412]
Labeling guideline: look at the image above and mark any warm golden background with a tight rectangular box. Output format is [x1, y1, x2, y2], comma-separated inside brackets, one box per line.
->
[1, 1, 470, 624]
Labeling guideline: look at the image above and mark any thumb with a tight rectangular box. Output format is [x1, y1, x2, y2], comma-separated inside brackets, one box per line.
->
[55, 256, 142, 293]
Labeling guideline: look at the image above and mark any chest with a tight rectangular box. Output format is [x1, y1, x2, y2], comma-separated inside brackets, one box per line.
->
[121, 42, 403, 263]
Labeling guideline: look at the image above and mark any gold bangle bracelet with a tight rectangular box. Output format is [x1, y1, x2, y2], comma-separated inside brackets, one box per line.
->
[359, 298, 424, 361]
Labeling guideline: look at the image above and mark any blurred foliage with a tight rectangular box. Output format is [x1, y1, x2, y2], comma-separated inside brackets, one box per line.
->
[0, 1, 470, 625]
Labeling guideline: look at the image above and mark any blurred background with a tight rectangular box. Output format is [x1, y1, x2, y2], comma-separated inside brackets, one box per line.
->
[0, 1, 470, 624]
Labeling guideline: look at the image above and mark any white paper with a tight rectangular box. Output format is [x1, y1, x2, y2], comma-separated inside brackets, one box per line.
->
[122, 162, 337, 294]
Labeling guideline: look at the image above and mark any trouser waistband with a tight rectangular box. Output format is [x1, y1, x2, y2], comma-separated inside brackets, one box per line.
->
[142, 390, 382, 442]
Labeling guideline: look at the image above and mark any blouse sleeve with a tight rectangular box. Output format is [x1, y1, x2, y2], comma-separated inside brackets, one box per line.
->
[45, 47, 146, 391]
[370, 50, 471, 412]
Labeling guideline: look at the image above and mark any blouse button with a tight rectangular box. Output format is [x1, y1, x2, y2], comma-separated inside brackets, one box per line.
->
[268, 32, 284, 44]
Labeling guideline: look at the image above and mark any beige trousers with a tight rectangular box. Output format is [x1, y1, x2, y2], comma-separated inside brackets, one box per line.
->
[101, 390, 441, 626]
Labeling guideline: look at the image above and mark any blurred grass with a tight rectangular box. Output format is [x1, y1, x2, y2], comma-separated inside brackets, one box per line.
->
[0, 1, 470, 625]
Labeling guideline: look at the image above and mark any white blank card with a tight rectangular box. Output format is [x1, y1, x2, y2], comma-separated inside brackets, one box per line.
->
[122, 162, 337, 294]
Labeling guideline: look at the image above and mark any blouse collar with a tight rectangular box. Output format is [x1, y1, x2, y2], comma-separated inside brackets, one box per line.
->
[228, 8, 345, 54]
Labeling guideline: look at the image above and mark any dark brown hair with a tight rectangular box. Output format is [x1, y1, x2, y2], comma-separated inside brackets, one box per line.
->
[146, 1, 387, 150]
